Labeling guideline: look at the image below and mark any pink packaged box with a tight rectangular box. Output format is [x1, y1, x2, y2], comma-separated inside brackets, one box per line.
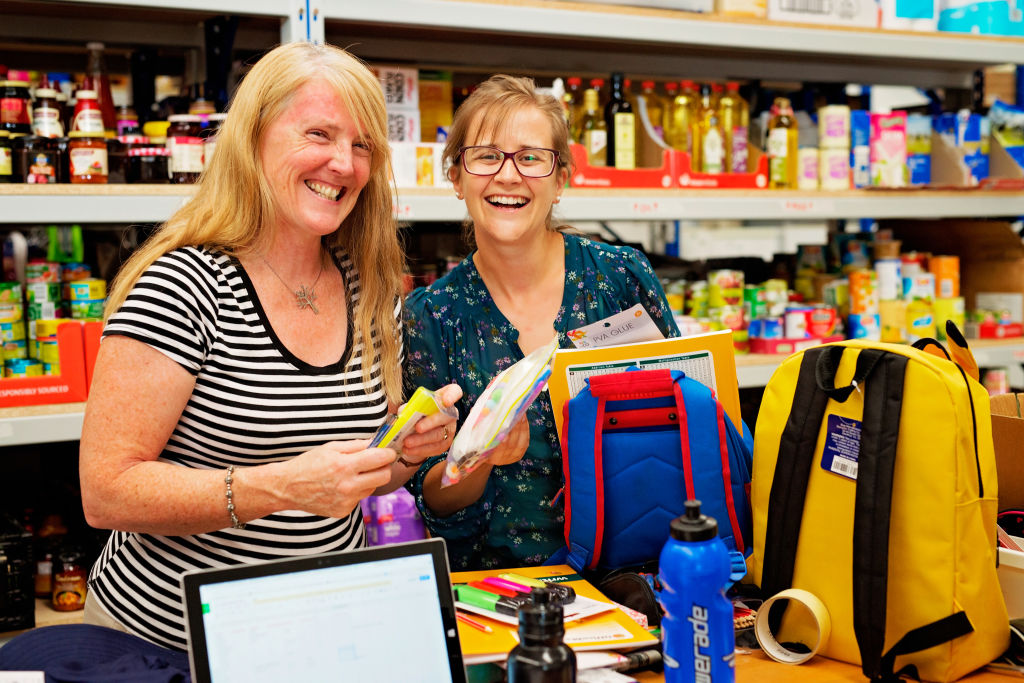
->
[870, 112, 908, 188]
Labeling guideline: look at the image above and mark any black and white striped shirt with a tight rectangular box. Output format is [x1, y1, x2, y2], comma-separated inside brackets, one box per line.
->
[88, 246, 395, 651]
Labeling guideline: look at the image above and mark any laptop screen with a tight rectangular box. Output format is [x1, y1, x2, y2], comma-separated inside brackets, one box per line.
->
[183, 539, 466, 683]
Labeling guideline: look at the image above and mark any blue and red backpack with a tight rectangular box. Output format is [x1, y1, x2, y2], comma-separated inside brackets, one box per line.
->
[559, 368, 752, 572]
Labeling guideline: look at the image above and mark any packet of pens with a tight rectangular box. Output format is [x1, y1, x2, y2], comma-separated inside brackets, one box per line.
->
[454, 575, 577, 617]
[368, 386, 457, 456]
[442, 336, 558, 486]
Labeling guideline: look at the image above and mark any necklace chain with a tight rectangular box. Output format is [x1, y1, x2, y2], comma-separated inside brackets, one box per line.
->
[264, 257, 324, 314]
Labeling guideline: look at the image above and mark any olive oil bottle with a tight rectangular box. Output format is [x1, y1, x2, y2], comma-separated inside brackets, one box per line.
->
[719, 82, 749, 173]
[580, 88, 607, 166]
[768, 97, 798, 189]
[696, 84, 725, 174]
[604, 72, 636, 170]
[668, 80, 699, 163]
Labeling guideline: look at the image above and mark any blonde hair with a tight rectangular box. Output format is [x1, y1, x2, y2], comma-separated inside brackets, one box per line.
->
[105, 42, 404, 402]
[442, 75, 574, 239]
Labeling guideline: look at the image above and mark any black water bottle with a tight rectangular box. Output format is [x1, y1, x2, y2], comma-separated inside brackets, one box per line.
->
[507, 588, 577, 683]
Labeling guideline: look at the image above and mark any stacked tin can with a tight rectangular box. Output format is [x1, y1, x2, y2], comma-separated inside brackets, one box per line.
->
[65, 277, 105, 321]
[24, 260, 64, 371]
[0, 282, 31, 376]
[707, 270, 747, 350]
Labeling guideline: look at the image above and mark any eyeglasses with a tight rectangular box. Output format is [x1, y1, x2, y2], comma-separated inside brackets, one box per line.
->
[459, 146, 560, 178]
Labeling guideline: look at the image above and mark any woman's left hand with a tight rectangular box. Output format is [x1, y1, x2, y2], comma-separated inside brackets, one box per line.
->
[397, 383, 463, 464]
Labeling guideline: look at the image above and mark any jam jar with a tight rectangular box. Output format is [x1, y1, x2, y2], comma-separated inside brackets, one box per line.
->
[13, 135, 61, 184]
[32, 87, 64, 138]
[108, 134, 146, 184]
[68, 131, 108, 183]
[0, 131, 12, 183]
[0, 81, 32, 135]
[166, 114, 203, 183]
[52, 550, 87, 612]
[127, 146, 170, 184]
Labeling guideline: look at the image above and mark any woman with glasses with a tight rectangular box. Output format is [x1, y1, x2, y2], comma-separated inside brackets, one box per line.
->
[404, 74, 679, 570]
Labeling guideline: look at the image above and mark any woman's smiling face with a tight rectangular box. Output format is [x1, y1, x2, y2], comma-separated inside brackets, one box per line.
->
[259, 79, 372, 243]
[451, 105, 567, 247]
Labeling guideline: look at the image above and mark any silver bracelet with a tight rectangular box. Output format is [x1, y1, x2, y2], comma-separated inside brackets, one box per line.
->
[225, 466, 245, 529]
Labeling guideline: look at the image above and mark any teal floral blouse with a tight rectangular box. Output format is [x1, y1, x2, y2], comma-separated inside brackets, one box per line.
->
[404, 232, 680, 571]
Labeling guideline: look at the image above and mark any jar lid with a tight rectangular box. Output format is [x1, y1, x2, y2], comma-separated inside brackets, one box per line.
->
[68, 131, 104, 138]
[35, 88, 58, 98]
[76, 90, 97, 99]
[0, 80, 29, 88]
[168, 114, 202, 123]
[208, 113, 228, 121]
[128, 147, 171, 156]
[117, 135, 149, 144]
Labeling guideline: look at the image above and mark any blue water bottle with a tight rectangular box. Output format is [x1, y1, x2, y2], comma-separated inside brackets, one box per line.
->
[659, 499, 735, 683]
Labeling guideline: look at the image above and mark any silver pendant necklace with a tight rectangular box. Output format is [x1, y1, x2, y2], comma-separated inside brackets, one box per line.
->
[264, 257, 324, 314]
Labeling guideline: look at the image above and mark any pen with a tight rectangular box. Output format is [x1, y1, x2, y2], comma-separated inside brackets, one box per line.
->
[612, 649, 663, 673]
[498, 573, 577, 604]
[456, 611, 494, 633]
[470, 579, 520, 598]
[454, 584, 521, 616]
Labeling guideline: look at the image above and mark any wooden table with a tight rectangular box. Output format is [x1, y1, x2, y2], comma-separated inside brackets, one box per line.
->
[632, 650, 1013, 681]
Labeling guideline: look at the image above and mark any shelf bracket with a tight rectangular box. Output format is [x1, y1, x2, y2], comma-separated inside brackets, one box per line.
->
[281, 0, 324, 45]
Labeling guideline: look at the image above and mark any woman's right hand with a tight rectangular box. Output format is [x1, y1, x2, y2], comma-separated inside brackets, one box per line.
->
[281, 440, 395, 518]
[482, 416, 531, 467]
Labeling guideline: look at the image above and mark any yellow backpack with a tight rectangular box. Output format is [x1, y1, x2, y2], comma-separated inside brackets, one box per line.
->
[750, 339, 1008, 682]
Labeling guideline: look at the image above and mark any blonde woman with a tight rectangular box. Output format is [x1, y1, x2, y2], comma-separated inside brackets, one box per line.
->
[79, 42, 459, 651]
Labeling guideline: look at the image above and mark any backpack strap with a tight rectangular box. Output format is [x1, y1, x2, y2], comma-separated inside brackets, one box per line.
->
[855, 352, 975, 681]
[562, 386, 601, 573]
[761, 346, 887, 616]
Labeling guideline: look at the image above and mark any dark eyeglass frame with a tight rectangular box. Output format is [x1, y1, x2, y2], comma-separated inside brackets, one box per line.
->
[458, 145, 561, 178]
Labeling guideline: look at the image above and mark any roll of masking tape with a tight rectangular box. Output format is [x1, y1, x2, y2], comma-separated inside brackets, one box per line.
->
[754, 588, 832, 665]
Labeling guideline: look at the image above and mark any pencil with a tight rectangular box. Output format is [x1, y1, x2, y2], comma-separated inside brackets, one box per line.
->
[456, 611, 494, 633]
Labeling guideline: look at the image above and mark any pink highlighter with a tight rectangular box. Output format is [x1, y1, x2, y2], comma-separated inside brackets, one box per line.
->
[482, 576, 532, 595]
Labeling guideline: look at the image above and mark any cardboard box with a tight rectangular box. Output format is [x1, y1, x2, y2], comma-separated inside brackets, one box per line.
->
[371, 66, 418, 108]
[391, 142, 447, 188]
[387, 108, 420, 143]
[886, 220, 1024, 314]
[768, 0, 879, 27]
[992, 394, 1024, 617]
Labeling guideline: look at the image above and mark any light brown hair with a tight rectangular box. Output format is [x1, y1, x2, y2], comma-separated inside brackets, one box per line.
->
[105, 42, 404, 402]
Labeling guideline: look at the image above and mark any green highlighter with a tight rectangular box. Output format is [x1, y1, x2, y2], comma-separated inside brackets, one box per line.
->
[454, 584, 521, 616]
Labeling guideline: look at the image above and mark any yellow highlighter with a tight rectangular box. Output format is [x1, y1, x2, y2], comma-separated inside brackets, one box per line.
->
[368, 386, 455, 453]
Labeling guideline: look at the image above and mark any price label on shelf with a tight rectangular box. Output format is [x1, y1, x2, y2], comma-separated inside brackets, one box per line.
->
[780, 199, 835, 215]
[631, 201, 661, 216]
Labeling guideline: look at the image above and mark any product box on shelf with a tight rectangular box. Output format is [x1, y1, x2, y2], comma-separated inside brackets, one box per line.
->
[0, 320, 101, 408]
[992, 393, 1024, 618]
[675, 146, 769, 189]
[749, 334, 843, 355]
[569, 142, 675, 189]
[391, 142, 447, 188]
[371, 65, 418, 108]
[386, 108, 420, 143]
[767, 0, 880, 26]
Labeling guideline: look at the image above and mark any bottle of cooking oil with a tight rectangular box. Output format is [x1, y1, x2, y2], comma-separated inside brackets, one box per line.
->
[696, 84, 725, 174]
[563, 76, 584, 143]
[668, 80, 700, 163]
[604, 72, 635, 170]
[719, 81, 749, 173]
[768, 97, 798, 189]
[580, 88, 607, 167]
[639, 81, 668, 142]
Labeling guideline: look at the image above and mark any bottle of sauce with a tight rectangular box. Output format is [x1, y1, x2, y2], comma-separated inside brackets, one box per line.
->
[697, 84, 725, 174]
[1, 80, 33, 135]
[768, 97, 799, 189]
[669, 80, 699, 162]
[116, 105, 140, 136]
[31, 88, 64, 138]
[68, 131, 108, 184]
[85, 42, 117, 131]
[71, 90, 105, 134]
[507, 588, 577, 683]
[166, 114, 204, 183]
[52, 549, 88, 611]
[579, 88, 607, 167]
[719, 82, 749, 173]
[604, 72, 635, 170]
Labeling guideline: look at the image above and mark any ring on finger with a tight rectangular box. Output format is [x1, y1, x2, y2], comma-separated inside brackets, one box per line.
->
[443, 426, 450, 441]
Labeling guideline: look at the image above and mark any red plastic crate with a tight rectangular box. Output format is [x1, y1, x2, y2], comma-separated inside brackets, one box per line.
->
[0, 320, 102, 407]
[749, 335, 845, 355]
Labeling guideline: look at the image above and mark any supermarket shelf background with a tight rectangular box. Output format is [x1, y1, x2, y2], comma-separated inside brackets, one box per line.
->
[5, 185, 1024, 223]
[4, 337, 1024, 445]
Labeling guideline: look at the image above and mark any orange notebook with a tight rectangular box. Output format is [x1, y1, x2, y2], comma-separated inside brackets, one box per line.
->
[451, 564, 659, 665]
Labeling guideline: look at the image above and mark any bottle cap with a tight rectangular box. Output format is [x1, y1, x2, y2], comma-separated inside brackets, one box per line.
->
[76, 90, 97, 99]
[670, 499, 718, 542]
[517, 587, 564, 639]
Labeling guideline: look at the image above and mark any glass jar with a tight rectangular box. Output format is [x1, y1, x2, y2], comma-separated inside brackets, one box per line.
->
[71, 89, 104, 134]
[52, 550, 87, 612]
[127, 146, 170, 183]
[108, 134, 146, 184]
[166, 114, 203, 183]
[116, 105, 140, 136]
[68, 131, 108, 183]
[32, 87, 64, 138]
[1, 81, 33, 135]
[13, 135, 61, 184]
[201, 112, 227, 168]
[0, 131, 12, 183]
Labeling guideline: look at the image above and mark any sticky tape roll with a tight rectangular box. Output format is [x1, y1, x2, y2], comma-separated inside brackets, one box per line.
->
[754, 588, 832, 665]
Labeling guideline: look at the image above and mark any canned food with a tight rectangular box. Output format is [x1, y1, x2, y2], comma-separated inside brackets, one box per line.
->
[905, 299, 935, 343]
[743, 285, 767, 320]
[902, 272, 936, 301]
[26, 281, 60, 304]
[929, 255, 960, 299]
[25, 261, 60, 283]
[932, 297, 965, 341]
[879, 300, 907, 343]
[0, 302, 22, 322]
[69, 299, 105, 319]
[60, 262, 92, 282]
[762, 316, 783, 339]
[0, 320, 25, 342]
[4, 357, 41, 377]
[0, 281, 22, 304]
[847, 313, 881, 340]
[807, 305, 837, 338]
[849, 269, 878, 314]
[983, 369, 1009, 396]
[784, 306, 812, 339]
[708, 270, 744, 307]
[67, 278, 106, 301]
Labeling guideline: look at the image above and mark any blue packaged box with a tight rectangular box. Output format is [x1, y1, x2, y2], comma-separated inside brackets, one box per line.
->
[906, 113, 932, 185]
[956, 112, 990, 183]
[850, 110, 871, 188]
